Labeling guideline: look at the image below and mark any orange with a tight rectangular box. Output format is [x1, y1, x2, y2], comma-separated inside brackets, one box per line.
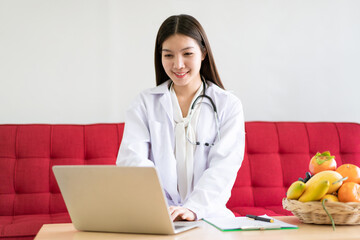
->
[321, 194, 339, 202]
[337, 182, 360, 202]
[309, 151, 337, 175]
[336, 164, 360, 184]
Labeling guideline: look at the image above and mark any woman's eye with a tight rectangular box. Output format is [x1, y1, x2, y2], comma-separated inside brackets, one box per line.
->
[184, 52, 193, 56]
[163, 54, 173, 58]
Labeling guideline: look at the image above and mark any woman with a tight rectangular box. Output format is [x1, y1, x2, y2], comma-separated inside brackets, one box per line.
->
[117, 14, 245, 221]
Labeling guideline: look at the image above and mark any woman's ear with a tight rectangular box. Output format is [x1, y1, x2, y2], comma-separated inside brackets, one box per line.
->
[201, 49, 207, 61]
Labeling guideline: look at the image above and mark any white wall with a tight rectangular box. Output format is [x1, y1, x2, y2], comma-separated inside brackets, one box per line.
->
[1, 0, 359, 124]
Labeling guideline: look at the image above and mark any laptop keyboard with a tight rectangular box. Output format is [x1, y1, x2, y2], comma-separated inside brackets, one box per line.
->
[174, 221, 198, 229]
[174, 225, 185, 230]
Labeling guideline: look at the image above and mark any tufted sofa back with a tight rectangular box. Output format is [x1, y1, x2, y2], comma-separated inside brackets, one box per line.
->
[0, 124, 124, 216]
[226, 122, 360, 216]
[1, 122, 359, 217]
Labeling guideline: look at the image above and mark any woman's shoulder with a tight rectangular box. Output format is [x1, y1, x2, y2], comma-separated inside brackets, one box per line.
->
[130, 80, 169, 100]
[207, 81, 242, 105]
[128, 80, 171, 110]
[207, 81, 244, 120]
[138, 80, 170, 97]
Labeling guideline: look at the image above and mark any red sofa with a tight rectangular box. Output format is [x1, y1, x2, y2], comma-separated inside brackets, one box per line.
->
[0, 122, 359, 239]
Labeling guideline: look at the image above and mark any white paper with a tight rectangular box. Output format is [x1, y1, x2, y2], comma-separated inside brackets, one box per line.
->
[204, 214, 297, 230]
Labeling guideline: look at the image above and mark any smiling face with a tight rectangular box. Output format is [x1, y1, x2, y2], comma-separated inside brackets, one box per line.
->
[161, 34, 206, 91]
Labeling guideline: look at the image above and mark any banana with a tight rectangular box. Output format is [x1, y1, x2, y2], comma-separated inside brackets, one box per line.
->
[305, 170, 343, 194]
[298, 180, 330, 202]
[286, 181, 306, 200]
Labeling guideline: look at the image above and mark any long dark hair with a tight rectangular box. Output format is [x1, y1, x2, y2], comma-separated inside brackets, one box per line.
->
[154, 14, 224, 89]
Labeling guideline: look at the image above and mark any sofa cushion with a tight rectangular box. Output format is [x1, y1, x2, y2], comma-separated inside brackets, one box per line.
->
[0, 213, 71, 238]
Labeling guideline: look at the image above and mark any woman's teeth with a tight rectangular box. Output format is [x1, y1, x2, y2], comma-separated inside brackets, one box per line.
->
[175, 72, 187, 76]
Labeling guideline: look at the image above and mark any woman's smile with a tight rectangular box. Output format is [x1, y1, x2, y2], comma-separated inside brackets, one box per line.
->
[173, 71, 189, 78]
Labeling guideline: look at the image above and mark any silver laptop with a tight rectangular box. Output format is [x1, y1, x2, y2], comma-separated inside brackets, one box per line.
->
[52, 165, 199, 235]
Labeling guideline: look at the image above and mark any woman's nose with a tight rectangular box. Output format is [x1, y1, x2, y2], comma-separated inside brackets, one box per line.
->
[173, 56, 185, 69]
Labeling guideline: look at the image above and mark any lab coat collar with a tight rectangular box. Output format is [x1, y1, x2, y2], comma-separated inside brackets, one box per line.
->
[149, 80, 173, 128]
[148, 80, 171, 94]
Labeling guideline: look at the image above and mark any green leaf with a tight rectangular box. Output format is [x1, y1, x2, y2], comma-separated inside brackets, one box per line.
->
[314, 151, 335, 165]
[321, 151, 331, 157]
[316, 157, 327, 165]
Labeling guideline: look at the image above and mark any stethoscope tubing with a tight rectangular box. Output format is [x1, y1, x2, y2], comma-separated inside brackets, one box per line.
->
[186, 76, 221, 146]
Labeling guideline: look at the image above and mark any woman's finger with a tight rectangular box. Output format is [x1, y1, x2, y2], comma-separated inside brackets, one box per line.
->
[171, 208, 185, 221]
[168, 206, 196, 221]
[168, 206, 180, 215]
[180, 210, 196, 221]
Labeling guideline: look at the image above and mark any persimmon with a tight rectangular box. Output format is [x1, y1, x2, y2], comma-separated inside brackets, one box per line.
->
[336, 164, 360, 184]
[338, 182, 360, 202]
[309, 151, 337, 175]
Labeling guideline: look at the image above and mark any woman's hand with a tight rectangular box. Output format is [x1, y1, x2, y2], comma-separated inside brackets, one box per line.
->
[169, 206, 197, 221]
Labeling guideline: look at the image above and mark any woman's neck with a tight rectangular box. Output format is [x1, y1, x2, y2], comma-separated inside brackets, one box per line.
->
[173, 78, 202, 117]
[173, 78, 202, 100]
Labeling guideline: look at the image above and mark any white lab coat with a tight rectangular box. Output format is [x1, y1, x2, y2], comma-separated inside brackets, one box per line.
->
[116, 80, 245, 219]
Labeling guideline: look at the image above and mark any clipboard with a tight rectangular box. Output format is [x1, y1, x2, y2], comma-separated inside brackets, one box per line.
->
[203, 215, 298, 231]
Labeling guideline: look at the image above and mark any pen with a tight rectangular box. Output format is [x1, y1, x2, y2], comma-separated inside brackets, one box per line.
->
[246, 215, 274, 223]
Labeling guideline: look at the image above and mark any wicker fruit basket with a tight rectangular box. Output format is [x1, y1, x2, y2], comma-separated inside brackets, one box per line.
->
[283, 198, 360, 225]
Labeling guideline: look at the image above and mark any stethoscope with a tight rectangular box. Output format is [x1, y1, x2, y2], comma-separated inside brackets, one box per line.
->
[170, 76, 221, 147]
